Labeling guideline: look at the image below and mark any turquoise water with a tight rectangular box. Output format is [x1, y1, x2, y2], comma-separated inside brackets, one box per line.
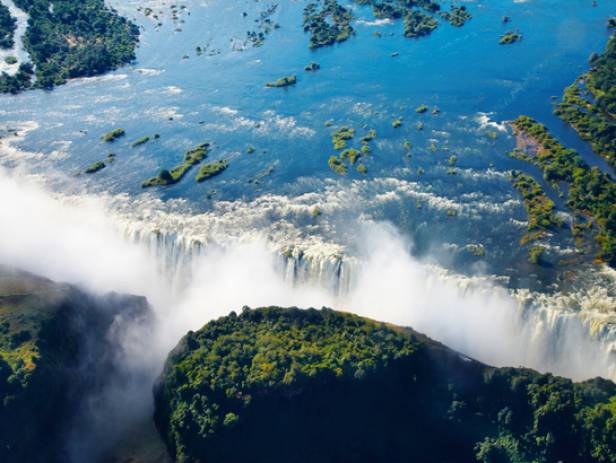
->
[1, 0, 614, 287]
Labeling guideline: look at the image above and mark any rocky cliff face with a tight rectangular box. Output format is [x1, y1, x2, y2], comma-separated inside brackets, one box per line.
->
[0, 267, 151, 463]
[154, 306, 616, 463]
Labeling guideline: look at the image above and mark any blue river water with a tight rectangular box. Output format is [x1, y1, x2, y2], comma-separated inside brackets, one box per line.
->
[0, 0, 614, 288]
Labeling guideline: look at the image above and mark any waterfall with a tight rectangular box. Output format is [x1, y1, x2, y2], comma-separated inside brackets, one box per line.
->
[113, 217, 616, 381]
[0, 167, 614, 381]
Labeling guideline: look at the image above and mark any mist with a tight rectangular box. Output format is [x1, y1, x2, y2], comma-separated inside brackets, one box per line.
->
[0, 167, 613, 461]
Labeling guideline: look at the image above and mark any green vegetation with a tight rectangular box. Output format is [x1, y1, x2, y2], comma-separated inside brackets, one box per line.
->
[0, 0, 138, 93]
[403, 10, 438, 38]
[360, 129, 376, 143]
[142, 142, 212, 188]
[84, 160, 106, 174]
[245, 4, 279, 48]
[511, 171, 562, 260]
[101, 128, 125, 142]
[440, 5, 471, 27]
[303, 0, 353, 49]
[84, 153, 114, 174]
[246, 145, 256, 154]
[447, 154, 457, 165]
[303, 0, 468, 49]
[510, 116, 616, 266]
[554, 33, 616, 169]
[247, 163, 275, 185]
[465, 244, 485, 257]
[304, 61, 320, 71]
[265, 75, 296, 88]
[4, 55, 17, 65]
[499, 30, 522, 45]
[0, 267, 150, 462]
[328, 125, 372, 174]
[155, 307, 616, 463]
[416, 104, 429, 114]
[0, 62, 33, 94]
[511, 170, 562, 235]
[196, 160, 229, 182]
[0, 2, 16, 49]
[340, 148, 360, 165]
[327, 155, 347, 175]
[392, 118, 403, 128]
[131, 133, 159, 148]
[331, 126, 354, 150]
[529, 245, 545, 265]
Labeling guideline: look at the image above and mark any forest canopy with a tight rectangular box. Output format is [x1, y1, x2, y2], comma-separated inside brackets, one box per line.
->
[0, 0, 139, 93]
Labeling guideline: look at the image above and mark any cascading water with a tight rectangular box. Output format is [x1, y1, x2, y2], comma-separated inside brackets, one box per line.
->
[0, 167, 614, 382]
[112, 210, 616, 382]
[0, 166, 615, 463]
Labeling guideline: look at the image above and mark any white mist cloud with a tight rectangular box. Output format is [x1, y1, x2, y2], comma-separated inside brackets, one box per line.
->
[345, 223, 615, 380]
[0, 170, 162, 301]
[0, 167, 613, 378]
[0, 167, 614, 460]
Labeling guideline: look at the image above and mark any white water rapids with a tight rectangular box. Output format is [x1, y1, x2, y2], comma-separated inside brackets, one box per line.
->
[0, 166, 614, 382]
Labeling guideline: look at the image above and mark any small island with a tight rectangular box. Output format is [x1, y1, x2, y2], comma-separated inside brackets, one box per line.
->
[360, 129, 376, 143]
[499, 30, 522, 45]
[84, 160, 106, 174]
[142, 142, 211, 187]
[328, 125, 373, 175]
[340, 148, 360, 165]
[101, 128, 126, 142]
[440, 5, 471, 27]
[529, 245, 546, 265]
[266, 75, 297, 88]
[84, 153, 115, 174]
[303, 0, 353, 49]
[196, 159, 229, 182]
[403, 11, 438, 38]
[327, 155, 347, 175]
[510, 171, 562, 259]
[304, 61, 320, 71]
[131, 133, 160, 148]
[510, 115, 615, 267]
[331, 126, 355, 150]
